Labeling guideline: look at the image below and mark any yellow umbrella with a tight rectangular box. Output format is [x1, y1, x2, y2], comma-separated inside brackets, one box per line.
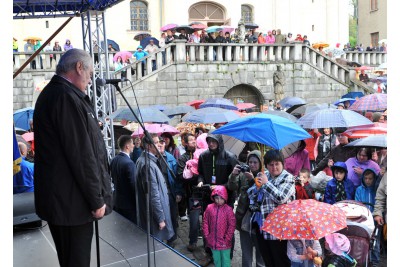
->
[23, 36, 42, 41]
[312, 42, 329, 49]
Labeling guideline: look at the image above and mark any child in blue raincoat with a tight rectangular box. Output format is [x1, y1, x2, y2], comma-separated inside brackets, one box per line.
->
[323, 162, 355, 205]
[133, 45, 148, 74]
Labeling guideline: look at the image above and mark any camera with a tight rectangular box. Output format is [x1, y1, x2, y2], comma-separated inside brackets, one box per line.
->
[240, 164, 250, 173]
[249, 202, 261, 212]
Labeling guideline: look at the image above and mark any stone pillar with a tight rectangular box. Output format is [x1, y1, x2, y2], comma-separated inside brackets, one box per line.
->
[233, 46, 241, 61]
[207, 45, 214, 61]
[199, 46, 205, 62]
[174, 39, 187, 63]
[226, 46, 232, 61]
[146, 57, 152, 74]
[292, 43, 303, 61]
[156, 51, 163, 68]
[166, 46, 172, 64]
[243, 46, 249, 61]
[189, 46, 196, 62]
[258, 46, 266, 61]
[276, 46, 282, 61]
[250, 46, 257, 61]
[217, 46, 223, 61]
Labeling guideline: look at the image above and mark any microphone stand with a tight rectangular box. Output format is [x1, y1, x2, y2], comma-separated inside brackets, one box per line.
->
[109, 81, 178, 267]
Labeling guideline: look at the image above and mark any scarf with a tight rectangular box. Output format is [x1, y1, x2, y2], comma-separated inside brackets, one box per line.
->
[335, 180, 346, 202]
[322, 134, 332, 154]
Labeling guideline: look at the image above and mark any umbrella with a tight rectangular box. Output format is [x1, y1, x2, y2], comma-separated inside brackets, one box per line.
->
[369, 76, 387, 84]
[236, 102, 256, 111]
[205, 26, 224, 33]
[288, 103, 331, 116]
[199, 98, 238, 110]
[296, 109, 374, 129]
[160, 23, 178, 32]
[342, 92, 364, 99]
[213, 113, 311, 150]
[133, 32, 151, 41]
[101, 39, 120, 51]
[140, 37, 160, 49]
[149, 104, 167, 112]
[131, 123, 180, 137]
[342, 122, 387, 138]
[22, 132, 34, 142]
[221, 26, 235, 34]
[109, 107, 171, 123]
[262, 110, 298, 122]
[333, 98, 356, 106]
[113, 51, 133, 62]
[281, 140, 301, 158]
[187, 99, 205, 109]
[175, 25, 195, 34]
[324, 47, 346, 58]
[355, 66, 373, 71]
[261, 199, 347, 240]
[345, 134, 387, 148]
[189, 21, 204, 26]
[278, 96, 306, 109]
[23, 36, 42, 41]
[175, 122, 214, 134]
[163, 105, 195, 116]
[312, 42, 329, 49]
[244, 23, 259, 29]
[348, 93, 387, 112]
[182, 107, 240, 124]
[13, 107, 34, 131]
[191, 24, 207, 31]
[221, 135, 246, 157]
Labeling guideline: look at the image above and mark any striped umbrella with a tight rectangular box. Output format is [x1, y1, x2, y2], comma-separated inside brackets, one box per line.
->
[342, 122, 387, 138]
[348, 93, 387, 112]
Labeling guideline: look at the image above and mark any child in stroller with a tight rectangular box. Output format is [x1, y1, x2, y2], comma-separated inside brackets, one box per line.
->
[322, 233, 357, 267]
[333, 200, 376, 267]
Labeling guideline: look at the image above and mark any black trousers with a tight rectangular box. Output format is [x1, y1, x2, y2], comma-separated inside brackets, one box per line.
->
[255, 228, 291, 267]
[48, 222, 94, 267]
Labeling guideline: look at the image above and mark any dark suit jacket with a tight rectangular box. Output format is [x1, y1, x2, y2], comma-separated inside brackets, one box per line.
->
[110, 152, 137, 223]
[33, 75, 113, 226]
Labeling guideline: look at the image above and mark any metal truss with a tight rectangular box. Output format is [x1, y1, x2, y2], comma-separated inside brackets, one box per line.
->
[81, 10, 116, 160]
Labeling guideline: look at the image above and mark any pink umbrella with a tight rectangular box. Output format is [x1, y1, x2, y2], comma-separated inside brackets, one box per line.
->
[113, 51, 133, 62]
[160, 23, 178, 32]
[191, 24, 207, 30]
[22, 132, 34, 142]
[221, 26, 235, 34]
[236, 102, 256, 111]
[131, 124, 180, 137]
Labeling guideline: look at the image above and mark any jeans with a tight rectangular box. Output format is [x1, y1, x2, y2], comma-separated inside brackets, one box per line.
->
[371, 222, 381, 263]
[188, 197, 201, 245]
[240, 230, 265, 267]
[211, 249, 231, 267]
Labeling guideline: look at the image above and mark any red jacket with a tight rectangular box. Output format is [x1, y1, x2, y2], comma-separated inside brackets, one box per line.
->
[295, 182, 315, 200]
[203, 186, 236, 250]
[305, 130, 321, 161]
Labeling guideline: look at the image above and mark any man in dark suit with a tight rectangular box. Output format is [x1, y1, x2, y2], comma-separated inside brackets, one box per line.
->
[110, 135, 137, 223]
[33, 48, 113, 267]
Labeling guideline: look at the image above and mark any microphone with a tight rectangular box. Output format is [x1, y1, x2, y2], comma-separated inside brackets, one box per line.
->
[96, 78, 126, 86]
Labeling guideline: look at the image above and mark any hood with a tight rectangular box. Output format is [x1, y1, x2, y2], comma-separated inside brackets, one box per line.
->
[361, 168, 378, 188]
[211, 185, 228, 202]
[247, 150, 262, 172]
[196, 133, 208, 149]
[65, 39, 70, 43]
[331, 161, 348, 175]
[205, 133, 224, 154]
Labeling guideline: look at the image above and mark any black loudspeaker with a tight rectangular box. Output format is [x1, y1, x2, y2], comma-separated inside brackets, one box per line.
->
[13, 192, 41, 226]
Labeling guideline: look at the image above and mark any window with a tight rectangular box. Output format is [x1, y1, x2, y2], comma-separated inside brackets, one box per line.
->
[241, 5, 253, 23]
[130, 1, 148, 31]
[370, 0, 378, 11]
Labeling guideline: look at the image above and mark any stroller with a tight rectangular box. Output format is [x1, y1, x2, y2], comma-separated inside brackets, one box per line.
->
[333, 200, 376, 267]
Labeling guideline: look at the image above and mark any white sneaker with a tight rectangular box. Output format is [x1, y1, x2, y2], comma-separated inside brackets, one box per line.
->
[180, 215, 188, 221]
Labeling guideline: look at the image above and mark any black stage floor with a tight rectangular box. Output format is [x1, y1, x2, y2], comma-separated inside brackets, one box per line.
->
[14, 212, 198, 267]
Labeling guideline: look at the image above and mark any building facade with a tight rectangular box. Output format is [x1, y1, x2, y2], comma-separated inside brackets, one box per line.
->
[13, 0, 349, 52]
[357, 0, 387, 48]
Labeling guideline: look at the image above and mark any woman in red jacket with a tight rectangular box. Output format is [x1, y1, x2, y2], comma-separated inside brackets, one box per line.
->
[203, 185, 236, 267]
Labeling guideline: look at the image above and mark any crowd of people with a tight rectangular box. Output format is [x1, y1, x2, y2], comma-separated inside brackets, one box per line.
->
[13, 48, 388, 267]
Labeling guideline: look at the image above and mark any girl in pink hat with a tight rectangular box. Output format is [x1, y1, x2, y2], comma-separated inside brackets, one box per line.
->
[322, 233, 357, 267]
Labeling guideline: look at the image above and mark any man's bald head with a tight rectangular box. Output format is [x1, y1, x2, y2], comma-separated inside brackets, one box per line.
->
[18, 142, 28, 156]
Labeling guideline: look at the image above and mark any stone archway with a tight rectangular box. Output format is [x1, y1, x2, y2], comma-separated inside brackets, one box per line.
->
[224, 84, 264, 112]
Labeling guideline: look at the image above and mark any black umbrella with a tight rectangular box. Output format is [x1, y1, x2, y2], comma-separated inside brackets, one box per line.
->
[244, 23, 259, 29]
[175, 25, 195, 34]
[140, 37, 160, 48]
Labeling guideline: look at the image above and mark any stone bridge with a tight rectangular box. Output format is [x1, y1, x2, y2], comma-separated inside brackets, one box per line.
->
[13, 41, 387, 112]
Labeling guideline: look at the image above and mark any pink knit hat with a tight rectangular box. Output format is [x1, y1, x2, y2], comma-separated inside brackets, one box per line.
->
[325, 233, 351, 256]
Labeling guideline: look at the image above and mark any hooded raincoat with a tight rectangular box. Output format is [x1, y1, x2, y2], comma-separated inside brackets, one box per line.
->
[355, 169, 378, 212]
[323, 162, 355, 205]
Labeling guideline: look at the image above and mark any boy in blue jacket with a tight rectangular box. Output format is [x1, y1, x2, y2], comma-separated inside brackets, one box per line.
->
[355, 169, 378, 212]
[324, 162, 355, 205]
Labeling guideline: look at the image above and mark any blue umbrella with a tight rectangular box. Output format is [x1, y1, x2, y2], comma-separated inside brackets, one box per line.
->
[149, 104, 167, 112]
[296, 109, 374, 129]
[278, 96, 306, 109]
[345, 134, 387, 148]
[205, 26, 224, 33]
[163, 105, 195, 116]
[199, 98, 238, 110]
[342, 92, 364, 99]
[333, 98, 356, 106]
[13, 107, 34, 131]
[182, 107, 240, 124]
[213, 113, 311, 150]
[100, 39, 120, 51]
[109, 107, 170, 123]
[262, 110, 298, 122]
[140, 37, 160, 49]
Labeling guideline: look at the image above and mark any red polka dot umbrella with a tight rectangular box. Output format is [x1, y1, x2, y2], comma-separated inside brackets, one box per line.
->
[261, 199, 347, 240]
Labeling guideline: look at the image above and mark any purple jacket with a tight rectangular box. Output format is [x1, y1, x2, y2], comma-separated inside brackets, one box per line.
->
[345, 157, 380, 187]
[284, 149, 310, 177]
[203, 186, 236, 250]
